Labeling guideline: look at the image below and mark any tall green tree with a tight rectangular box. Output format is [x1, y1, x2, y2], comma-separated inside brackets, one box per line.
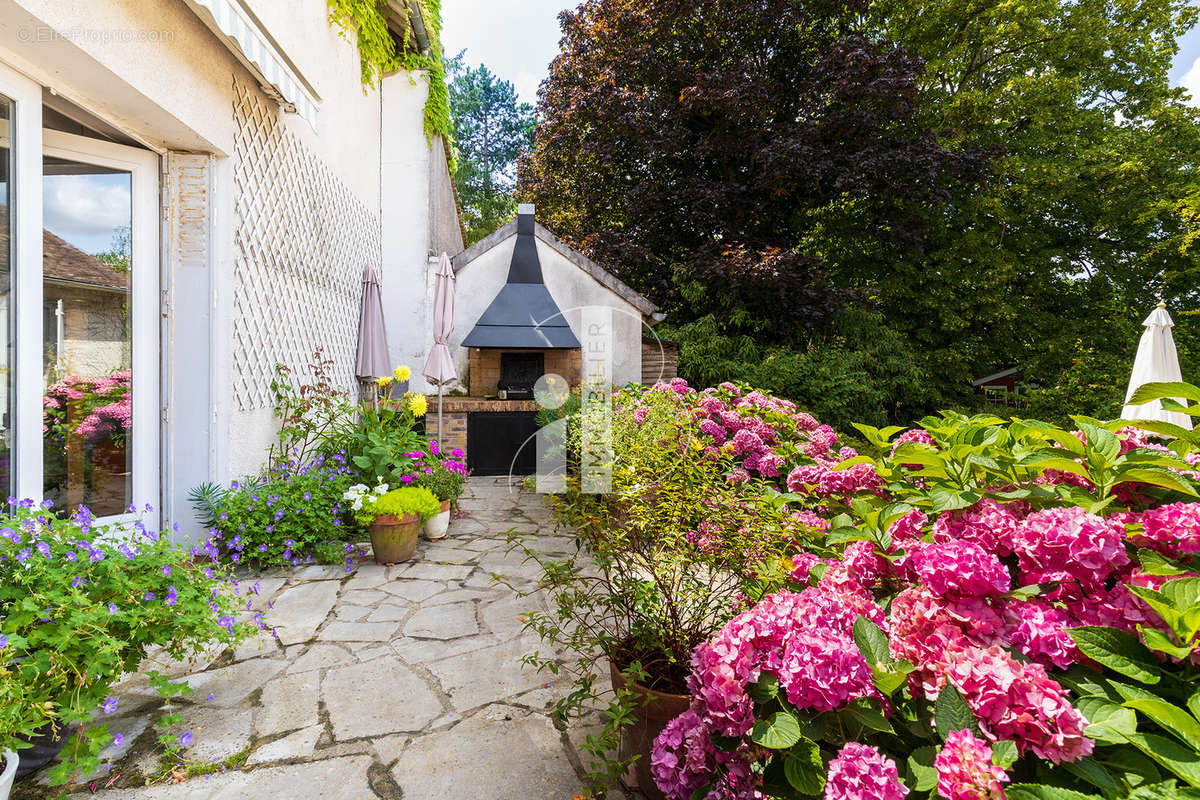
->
[449, 56, 536, 244]
[836, 0, 1200, 398]
[519, 0, 985, 336]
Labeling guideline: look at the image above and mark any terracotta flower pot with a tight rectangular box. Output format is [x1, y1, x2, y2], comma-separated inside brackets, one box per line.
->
[424, 500, 452, 540]
[368, 513, 420, 564]
[609, 661, 691, 800]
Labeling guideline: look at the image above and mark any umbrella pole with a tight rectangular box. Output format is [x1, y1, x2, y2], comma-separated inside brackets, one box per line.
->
[438, 386, 444, 443]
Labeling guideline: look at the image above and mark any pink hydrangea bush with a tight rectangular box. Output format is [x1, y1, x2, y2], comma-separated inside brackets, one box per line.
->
[639, 401, 1200, 800]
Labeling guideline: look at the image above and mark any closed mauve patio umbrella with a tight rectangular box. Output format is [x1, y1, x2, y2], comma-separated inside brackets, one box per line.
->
[355, 265, 391, 404]
[423, 252, 458, 442]
[1121, 302, 1192, 429]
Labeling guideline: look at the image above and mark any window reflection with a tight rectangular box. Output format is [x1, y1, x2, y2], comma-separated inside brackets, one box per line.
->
[42, 156, 132, 516]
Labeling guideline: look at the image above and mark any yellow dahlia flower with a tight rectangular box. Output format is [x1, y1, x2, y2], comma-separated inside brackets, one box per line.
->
[407, 393, 427, 418]
[394, 365, 411, 382]
[377, 375, 394, 389]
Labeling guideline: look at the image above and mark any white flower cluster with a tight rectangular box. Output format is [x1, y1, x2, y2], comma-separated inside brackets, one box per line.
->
[342, 482, 388, 512]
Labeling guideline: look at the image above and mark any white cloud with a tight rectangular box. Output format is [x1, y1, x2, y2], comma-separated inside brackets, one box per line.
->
[441, 0, 571, 105]
[1181, 55, 1200, 107]
[43, 173, 131, 254]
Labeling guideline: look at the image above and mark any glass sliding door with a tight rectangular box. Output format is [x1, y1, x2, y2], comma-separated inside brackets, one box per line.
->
[0, 61, 158, 520]
[41, 158, 133, 515]
[40, 131, 159, 521]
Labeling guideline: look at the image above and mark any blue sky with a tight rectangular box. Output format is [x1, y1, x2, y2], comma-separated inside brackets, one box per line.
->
[43, 172, 130, 255]
[443, 1, 1200, 107]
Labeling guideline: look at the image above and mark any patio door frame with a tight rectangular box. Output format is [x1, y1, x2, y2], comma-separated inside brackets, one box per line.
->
[0, 58, 161, 520]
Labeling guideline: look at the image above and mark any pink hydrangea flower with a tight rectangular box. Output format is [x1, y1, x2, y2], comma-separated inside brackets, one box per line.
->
[788, 552, 822, 583]
[1002, 600, 1077, 669]
[888, 587, 1005, 692]
[1012, 507, 1128, 593]
[688, 587, 884, 737]
[825, 541, 891, 589]
[632, 406, 649, 424]
[824, 742, 908, 800]
[911, 540, 1011, 597]
[888, 508, 928, 547]
[793, 412, 819, 432]
[698, 418, 728, 444]
[933, 499, 1022, 557]
[650, 710, 718, 800]
[892, 428, 936, 453]
[935, 730, 1009, 800]
[1137, 503, 1200, 557]
[937, 645, 1093, 764]
[756, 452, 785, 478]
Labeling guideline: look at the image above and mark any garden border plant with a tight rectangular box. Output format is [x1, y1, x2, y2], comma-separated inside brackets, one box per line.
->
[0, 503, 254, 787]
[535, 376, 1200, 800]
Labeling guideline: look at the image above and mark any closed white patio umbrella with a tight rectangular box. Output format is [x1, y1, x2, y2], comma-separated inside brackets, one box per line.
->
[422, 253, 458, 442]
[1121, 302, 1192, 429]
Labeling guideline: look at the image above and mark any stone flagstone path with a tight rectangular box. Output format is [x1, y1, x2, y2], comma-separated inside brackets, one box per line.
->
[19, 478, 629, 800]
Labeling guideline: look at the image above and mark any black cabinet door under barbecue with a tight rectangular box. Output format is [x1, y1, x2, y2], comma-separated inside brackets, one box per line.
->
[467, 411, 539, 476]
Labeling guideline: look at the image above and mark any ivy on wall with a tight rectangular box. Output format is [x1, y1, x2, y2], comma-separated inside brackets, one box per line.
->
[328, 0, 453, 156]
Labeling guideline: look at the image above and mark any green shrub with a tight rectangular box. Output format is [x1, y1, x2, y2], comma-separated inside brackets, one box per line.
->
[0, 503, 252, 784]
[664, 309, 933, 430]
[1022, 341, 1128, 425]
[190, 453, 359, 568]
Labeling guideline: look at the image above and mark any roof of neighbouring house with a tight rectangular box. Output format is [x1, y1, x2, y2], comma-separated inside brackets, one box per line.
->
[451, 218, 659, 319]
[0, 208, 129, 291]
[971, 367, 1021, 387]
[43, 230, 129, 290]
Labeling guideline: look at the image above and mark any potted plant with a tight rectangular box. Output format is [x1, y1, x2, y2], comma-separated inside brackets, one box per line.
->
[514, 383, 798, 798]
[0, 501, 252, 789]
[349, 484, 441, 563]
[414, 443, 468, 540]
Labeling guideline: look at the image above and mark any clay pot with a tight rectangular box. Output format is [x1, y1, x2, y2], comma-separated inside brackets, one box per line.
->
[609, 661, 691, 800]
[424, 500, 452, 540]
[368, 513, 420, 564]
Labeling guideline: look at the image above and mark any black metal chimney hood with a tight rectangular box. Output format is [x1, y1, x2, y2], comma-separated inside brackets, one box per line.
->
[461, 205, 581, 349]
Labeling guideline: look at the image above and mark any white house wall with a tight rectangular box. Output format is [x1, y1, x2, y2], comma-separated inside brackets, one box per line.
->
[453, 235, 645, 387]
[0, 0, 453, 536]
[381, 72, 464, 394]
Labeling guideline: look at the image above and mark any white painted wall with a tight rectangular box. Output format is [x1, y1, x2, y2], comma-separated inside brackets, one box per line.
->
[0, 0, 453, 530]
[380, 71, 466, 395]
[452, 235, 646, 387]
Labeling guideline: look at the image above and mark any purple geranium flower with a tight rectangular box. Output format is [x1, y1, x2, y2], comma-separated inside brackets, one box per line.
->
[102, 697, 118, 714]
[165, 586, 178, 607]
[179, 730, 194, 748]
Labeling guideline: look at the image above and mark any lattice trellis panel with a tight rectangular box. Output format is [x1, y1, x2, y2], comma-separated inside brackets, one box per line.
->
[232, 81, 382, 410]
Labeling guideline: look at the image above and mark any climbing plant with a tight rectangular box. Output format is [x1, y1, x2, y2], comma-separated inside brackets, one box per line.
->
[328, 0, 453, 151]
